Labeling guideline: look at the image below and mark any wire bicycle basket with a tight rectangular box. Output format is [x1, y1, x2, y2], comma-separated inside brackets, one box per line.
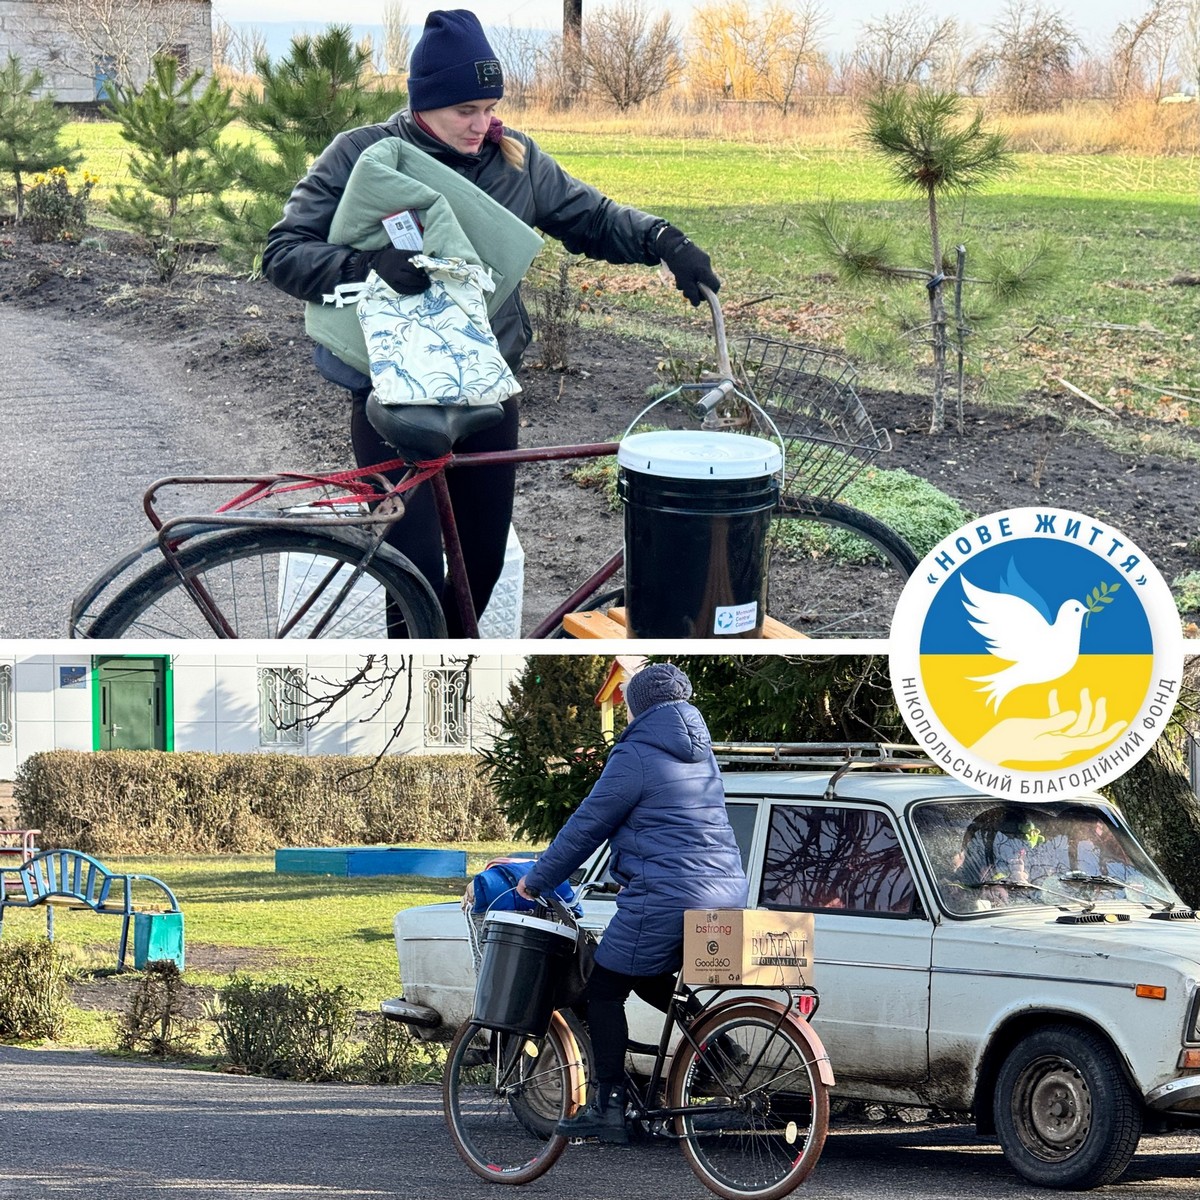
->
[734, 335, 891, 503]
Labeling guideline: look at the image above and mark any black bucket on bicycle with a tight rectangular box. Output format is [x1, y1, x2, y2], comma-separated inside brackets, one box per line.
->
[473, 912, 577, 1037]
[618, 431, 782, 638]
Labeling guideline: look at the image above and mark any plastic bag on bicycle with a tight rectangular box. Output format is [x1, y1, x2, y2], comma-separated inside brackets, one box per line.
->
[356, 255, 522, 407]
[466, 860, 581, 917]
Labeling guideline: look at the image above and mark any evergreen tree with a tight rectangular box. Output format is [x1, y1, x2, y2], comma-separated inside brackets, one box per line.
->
[676, 654, 903, 744]
[477, 655, 618, 842]
[809, 88, 1056, 433]
[214, 24, 407, 271]
[0, 55, 81, 222]
[107, 55, 236, 281]
[1106, 659, 1200, 908]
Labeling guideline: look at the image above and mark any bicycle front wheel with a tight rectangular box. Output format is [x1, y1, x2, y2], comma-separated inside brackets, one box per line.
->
[443, 1016, 583, 1185]
[669, 1001, 831, 1200]
[766, 495, 918, 639]
[84, 527, 446, 638]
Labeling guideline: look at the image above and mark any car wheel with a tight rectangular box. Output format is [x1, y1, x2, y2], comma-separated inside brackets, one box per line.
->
[994, 1024, 1142, 1189]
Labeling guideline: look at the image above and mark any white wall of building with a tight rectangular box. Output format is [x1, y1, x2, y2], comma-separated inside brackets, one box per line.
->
[0, 0, 213, 102]
[0, 652, 524, 779]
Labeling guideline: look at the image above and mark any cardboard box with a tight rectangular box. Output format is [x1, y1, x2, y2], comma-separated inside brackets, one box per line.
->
[682, 909, 814, 988]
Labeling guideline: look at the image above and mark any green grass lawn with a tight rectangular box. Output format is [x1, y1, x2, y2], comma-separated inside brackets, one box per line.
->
[49, 120, 1200, 414]
[1, 842, 538, 1043]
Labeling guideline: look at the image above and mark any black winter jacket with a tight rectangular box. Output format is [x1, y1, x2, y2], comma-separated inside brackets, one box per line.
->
[262, 110, 668, 372]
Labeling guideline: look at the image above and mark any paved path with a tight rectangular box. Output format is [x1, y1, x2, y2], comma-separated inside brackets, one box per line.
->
[2, 1046, 1198, 1199]
[0, 310, 295, 638]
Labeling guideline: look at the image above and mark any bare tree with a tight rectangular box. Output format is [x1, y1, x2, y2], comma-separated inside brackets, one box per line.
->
[972, 1, 1082, 112]
[688, 1, 829, 110]
[1111, 1, 1186, 102]
[758, 2, 830, 114]
[1185, 0, 1200, 95]
[852, 5, 960, 92]
[563, 0, 584, 94]
[381, 0, 411, 78]
[489, 23, 548, 107]
[26, 0, 205, 90]
[582, 0, 683, 110]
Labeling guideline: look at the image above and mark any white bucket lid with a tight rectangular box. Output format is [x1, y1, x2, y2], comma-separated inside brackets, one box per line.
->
[618, 430, 782, 480]
[483, 910, 577, 942]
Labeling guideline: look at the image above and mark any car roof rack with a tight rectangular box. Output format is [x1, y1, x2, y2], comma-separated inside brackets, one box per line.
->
[710, 742, 939, 798]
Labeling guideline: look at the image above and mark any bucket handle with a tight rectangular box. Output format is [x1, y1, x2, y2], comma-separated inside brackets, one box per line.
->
[619, 285, 789, 485]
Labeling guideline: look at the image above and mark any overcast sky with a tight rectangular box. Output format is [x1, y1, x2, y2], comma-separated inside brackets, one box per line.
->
[217, 1, 1139, 54]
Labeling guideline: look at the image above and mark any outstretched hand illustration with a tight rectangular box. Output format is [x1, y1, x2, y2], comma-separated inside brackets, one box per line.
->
[967, 688, 1128, 765]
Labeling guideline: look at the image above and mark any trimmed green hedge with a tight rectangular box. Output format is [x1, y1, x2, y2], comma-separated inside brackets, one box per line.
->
[13, 750, 507, 854]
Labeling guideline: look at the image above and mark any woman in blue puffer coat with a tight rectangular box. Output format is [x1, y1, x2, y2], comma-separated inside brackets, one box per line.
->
[519, 662, 748, 1144]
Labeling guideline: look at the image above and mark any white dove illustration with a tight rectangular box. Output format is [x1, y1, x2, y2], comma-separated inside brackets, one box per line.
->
[961, 572, 1089, 711]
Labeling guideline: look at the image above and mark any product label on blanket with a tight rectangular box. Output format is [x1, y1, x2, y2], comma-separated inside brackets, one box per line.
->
[381, 209, 423, 251]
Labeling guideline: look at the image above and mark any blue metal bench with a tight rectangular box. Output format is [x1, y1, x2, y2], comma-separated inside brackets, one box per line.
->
[0, 849, 181, 971]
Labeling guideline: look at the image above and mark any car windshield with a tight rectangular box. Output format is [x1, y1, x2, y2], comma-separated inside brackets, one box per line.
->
[911, 799, 1183, 916]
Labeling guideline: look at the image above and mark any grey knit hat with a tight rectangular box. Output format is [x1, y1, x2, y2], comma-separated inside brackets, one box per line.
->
[625, 663, 692, 717]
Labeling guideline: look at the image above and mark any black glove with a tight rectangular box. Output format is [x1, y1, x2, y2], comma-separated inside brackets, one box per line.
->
[654, 223, 720, 306]
[360, 246, 430, 294]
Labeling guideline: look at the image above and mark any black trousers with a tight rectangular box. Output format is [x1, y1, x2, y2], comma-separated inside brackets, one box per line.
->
[585, 961, 697, 1091]
[349, 392, 520, 637]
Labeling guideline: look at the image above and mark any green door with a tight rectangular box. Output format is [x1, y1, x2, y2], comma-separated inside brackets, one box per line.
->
[96, 658, 169, 751]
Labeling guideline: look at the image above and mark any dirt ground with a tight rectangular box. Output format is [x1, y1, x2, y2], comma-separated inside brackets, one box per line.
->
[3, 224, 1198, 635]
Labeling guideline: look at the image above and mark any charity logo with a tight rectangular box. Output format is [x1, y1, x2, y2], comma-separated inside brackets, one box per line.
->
[889, 508, 1184, 795]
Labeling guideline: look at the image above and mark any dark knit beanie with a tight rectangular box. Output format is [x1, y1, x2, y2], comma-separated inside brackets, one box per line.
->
[408, 10, 504, 111]
[625, 663, 692, 717]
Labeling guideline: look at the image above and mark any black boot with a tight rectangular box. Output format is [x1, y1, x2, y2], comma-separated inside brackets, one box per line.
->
[555, 1084, 629, 1145]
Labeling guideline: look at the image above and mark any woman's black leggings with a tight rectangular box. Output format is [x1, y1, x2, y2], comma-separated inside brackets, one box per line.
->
[585, 961, 700, 1090]
[349, 391, 520, 637]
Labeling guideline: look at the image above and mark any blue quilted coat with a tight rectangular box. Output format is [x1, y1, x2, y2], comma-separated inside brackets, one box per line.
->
[524, 700, 748, 976]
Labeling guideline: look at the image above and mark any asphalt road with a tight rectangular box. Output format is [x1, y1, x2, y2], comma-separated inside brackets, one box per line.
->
[0, 310, 295, 638]
[2, 1046, 1199, 1199]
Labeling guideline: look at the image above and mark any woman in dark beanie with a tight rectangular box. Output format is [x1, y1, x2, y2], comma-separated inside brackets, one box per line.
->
[262, 10, 721, 636]
[518, 662, 748, 1144]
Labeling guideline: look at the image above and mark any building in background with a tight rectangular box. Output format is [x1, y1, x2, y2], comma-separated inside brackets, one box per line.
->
[0, 652, 521, 777]
[0, 0, 213, 102]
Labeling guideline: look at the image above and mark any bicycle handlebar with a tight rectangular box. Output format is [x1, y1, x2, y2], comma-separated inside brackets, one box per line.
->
[528, 887, 580, 931]
[691, 284, 735, 420]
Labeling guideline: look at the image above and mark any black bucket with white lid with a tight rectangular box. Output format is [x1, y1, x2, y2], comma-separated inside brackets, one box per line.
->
[617, 430, 782, 638]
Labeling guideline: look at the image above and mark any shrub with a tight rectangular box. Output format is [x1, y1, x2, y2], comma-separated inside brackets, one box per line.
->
[0, 939, 68, 1040]
[212, 975, 359, 1081]
[532, 258, 583, 370]
[24, 166, 95, 242]
[116, 960, 198, 1057]
[14, 749, 508, 854]
[354, 1013, 442, 1084]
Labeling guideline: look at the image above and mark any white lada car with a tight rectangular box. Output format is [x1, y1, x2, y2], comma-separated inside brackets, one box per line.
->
[385, 747, 1200, 1190]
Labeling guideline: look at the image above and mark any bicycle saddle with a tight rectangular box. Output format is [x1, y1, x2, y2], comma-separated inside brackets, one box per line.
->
[365, 394, 505, 461]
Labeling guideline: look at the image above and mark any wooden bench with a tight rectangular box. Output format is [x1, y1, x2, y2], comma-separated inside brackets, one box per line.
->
[562, 606, 807, 640]
[0, 849, 181, 971]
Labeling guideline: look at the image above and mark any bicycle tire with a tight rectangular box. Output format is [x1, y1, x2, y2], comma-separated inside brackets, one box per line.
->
[668, 1000, 831, 1200]
[83, 526, 446, 639]
[443, 1015, 583, 1185]
[767, 494, 918, 639]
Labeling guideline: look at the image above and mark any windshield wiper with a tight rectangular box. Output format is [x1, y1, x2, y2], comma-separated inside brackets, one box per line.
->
[1057, 871, 1175, 911]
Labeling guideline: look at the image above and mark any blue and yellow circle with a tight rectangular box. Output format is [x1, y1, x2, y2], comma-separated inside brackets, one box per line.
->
[890, 508, 1184, 793]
